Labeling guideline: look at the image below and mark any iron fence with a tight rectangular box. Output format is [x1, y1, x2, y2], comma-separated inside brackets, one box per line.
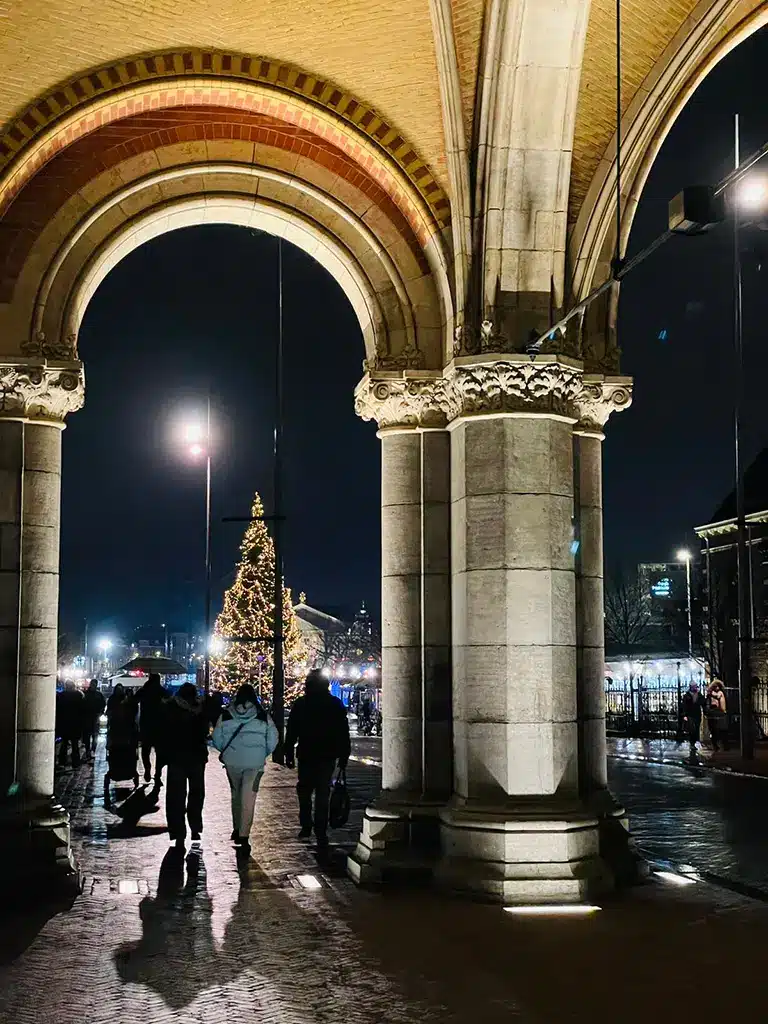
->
[605, 674, 768, 741]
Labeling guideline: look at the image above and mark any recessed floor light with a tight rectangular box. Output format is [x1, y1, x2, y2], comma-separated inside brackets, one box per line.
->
[504, 904, 601, 916]
[654, 870, 696, 886]
[296, 874, 322, 890]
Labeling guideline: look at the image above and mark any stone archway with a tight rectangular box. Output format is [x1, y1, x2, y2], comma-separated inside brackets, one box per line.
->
[1, 40, 641, 905]
[0, 55, 455, 891]
[568, 0, 768, 329]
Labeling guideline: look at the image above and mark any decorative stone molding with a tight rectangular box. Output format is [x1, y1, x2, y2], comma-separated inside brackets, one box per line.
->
[354, 372, 450, 429]
[574, 375, 633, 434]
[356, 356, 588, 429]
[20, 331, 77, 360]
[0, 360, 85, 422]
[448, 356, 583, 421]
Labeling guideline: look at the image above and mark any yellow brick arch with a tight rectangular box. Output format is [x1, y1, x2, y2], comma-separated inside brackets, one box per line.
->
[570, 0, 768, 301]
[0, 49, 450, 233]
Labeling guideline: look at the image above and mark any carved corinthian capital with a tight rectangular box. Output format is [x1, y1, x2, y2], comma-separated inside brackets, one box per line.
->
[0, 360, 85, 422]
[354, 372, 450, 429]
[447, 355, 584, 420]
[574, 375, 633, 434]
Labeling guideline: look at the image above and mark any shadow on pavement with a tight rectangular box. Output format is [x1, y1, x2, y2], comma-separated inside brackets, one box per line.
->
[0, 894, 79, 966]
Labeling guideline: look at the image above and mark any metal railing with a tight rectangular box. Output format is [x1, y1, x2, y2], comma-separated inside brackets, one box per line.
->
[604, 675, 768, 739]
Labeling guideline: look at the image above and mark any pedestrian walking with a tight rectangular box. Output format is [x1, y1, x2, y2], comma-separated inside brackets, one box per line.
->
[205, 689, 224, 729]
[104, 683, 140, 801]
[56, 680, 85, 768]
[212, 683, 278, 855]
[284, 669, 351, 849]
[681, 682, 706, 759]
[82, 678, 106, 760]
[136, 672, 168, 784]
[161, 682, 209, 849]
[706, 679, 729, 751]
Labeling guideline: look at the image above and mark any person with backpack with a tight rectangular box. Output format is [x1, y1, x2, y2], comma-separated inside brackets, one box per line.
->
[706, 679, 729, 751]
[212, 683, 278, 855]
[284, 669, 351, 849]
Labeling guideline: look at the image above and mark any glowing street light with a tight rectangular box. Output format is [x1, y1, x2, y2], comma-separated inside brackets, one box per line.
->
[737, 176, 768, 209]
[98, 637, 112, 678]
[176, 397, 213, 696]
[675, 549, 693, 658]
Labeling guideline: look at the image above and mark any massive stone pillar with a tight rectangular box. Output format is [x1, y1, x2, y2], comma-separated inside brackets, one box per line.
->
[349, 374, 452, 881]
[437, 354, 608, 903]
[0, 359, 84, 893]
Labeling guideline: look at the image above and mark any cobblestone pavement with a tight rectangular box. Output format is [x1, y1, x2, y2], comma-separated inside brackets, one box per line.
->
[5, 734, 768, 1022]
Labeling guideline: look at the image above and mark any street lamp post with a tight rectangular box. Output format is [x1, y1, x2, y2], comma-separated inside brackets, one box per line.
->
[98, 638, 112, 679]
[731, 115, 762, 760]
[676, 549, 693, 659]
[183, 393, 213, 697]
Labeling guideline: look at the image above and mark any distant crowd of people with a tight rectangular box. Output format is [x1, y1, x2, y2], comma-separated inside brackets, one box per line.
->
[55, 669, 351, 855]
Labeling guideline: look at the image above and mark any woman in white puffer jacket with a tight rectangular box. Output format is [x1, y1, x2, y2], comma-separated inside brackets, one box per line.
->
[212, 683, 279, 854]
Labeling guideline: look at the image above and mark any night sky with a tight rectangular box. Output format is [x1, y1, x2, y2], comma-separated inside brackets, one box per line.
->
[60, 27, 768, 639]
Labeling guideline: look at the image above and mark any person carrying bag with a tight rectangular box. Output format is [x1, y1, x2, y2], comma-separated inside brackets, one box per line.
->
[212, 683, 278, 855]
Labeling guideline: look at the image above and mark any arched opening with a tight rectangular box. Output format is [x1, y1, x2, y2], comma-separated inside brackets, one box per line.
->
[63, 221, 376, 689]
[600, 23, 768, 748]
[0, 60, 452, 846]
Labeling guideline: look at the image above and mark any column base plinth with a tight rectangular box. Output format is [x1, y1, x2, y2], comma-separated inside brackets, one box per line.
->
[435, 799, 614, 904]
[347, 790, 446, 887]
[0, 796, 81, 904]
[588, 789, 648, 886]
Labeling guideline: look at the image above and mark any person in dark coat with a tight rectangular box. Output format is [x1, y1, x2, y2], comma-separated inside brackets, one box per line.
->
[284, 669, 351, 848]
[681, 682, 706, 759]
[161, 683, 209, 848]
[82, 678, 106, 760]
[57, 681, 85, 768]
[136, 673, 168, 784]
[104, 684, 140, 800]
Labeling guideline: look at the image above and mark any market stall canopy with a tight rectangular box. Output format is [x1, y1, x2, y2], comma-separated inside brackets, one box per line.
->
[118, 656, 187, 675]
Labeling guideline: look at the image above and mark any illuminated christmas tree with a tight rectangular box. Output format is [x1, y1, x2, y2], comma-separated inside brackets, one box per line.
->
[211, 491, 306, 701]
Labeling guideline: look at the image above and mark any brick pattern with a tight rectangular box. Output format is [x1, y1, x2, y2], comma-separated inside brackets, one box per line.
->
[0, 105, 430, 303]
[450, 0, 484, 144]
[570, 0, 701, 221]
[0, 49, 450, 231]
[0, 738, 501, 1023]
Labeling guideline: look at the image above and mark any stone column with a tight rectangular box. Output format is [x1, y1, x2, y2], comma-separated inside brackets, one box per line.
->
[421, 428, 452, 798]
[379, 426, 423, 793]
[438, 354, 609, 903]
[348, 374, 452, 882]
[0, 359, 84, 891]
[573, 377, 632, 798]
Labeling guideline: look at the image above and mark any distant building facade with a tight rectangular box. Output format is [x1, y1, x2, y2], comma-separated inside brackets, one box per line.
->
[637, 562, 690, 651]
[695, 449, 768, 687]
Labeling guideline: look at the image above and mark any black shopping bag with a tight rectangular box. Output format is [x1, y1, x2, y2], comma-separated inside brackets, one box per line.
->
[328, 769, 350, 828]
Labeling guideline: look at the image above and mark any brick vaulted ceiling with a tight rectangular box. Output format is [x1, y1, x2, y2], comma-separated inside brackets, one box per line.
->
[0, 0, 448, 192]
[570, 0, 702, 221]
[0, 106, 430, 303]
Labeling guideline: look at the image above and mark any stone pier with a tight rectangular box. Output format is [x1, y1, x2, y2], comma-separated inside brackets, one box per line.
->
[0, 360, 84, 894]
[349, 358, 632, 901]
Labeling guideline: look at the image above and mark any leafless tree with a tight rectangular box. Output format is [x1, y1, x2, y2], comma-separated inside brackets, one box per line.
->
[604, 567, 652, 650]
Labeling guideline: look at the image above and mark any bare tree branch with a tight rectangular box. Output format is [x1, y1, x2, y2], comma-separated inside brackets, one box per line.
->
[604, 567, 652, 649]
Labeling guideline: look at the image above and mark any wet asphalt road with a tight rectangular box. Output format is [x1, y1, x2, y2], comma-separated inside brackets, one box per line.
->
[609, 757, 768, 896]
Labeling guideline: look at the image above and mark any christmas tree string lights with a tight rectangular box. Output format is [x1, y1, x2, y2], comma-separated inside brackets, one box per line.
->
[211, 490, 306, 702]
